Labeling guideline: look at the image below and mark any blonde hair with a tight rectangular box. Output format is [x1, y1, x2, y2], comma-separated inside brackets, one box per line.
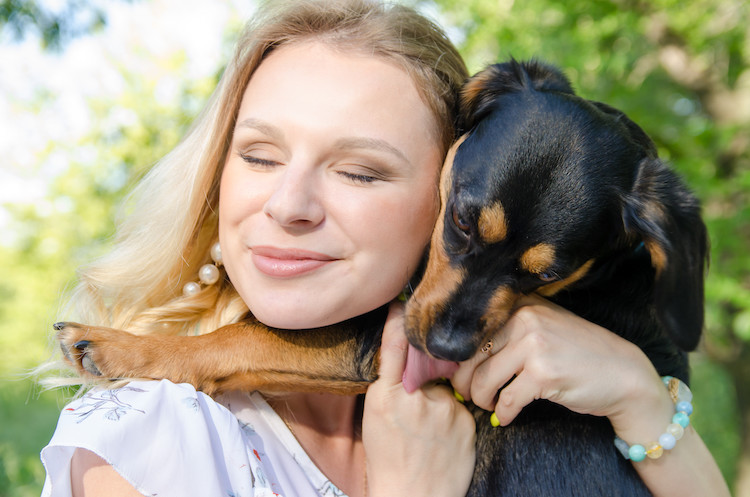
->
[61, 0, 468, 343]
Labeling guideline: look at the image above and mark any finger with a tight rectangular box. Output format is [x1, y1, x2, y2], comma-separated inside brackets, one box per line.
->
[493, 371, 542, 427]
[469, 342, 525, 411]
[451, 336, 500, 402]
[376, 301, 409, 386]
[452, 319, 519, 402]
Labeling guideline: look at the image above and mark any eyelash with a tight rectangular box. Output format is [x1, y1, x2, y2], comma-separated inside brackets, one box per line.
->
[239, 153, 280, 167]
[337, 171, 378, 184]
[240, 152, 381, 184]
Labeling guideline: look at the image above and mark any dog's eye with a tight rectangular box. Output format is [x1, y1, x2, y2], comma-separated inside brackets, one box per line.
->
[538, 272, 558, 283]
[452, 204, 471, 234]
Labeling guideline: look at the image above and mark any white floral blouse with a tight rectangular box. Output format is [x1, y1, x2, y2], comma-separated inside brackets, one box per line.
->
[41, 379, 347, 497]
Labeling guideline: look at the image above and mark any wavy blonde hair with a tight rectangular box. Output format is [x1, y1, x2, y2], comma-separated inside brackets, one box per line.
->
[58, 0, 468, 350]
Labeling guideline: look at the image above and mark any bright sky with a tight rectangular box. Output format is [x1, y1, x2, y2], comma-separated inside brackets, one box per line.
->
[0, 0, 257, 243]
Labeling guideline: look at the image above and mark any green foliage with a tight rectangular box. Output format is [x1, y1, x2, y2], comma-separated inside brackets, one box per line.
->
[0, 50, 217, 494]
[0, 0, 114, 50]
[0, 380, 63, 497]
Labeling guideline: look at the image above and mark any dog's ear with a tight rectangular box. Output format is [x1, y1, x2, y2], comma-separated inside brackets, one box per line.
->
[622, 157, 709, 351]
[459, 59, 575, 132]
[589, 101, 659, 158]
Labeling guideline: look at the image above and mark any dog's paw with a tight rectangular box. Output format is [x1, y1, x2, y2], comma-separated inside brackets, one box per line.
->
[54, 322, 141, 378]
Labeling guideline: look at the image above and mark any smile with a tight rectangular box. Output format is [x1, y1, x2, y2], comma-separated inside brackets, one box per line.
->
[250, 246, 338, 277]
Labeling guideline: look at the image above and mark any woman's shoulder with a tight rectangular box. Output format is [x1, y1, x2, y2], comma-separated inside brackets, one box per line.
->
[41, 380, 266, 496]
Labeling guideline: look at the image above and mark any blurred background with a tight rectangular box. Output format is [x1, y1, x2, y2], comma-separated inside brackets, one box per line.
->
[0, 0, 747, 495]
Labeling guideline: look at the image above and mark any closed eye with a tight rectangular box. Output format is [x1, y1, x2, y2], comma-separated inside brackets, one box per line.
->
[240, 153, 282, 167]
[337, 170, 379, 184]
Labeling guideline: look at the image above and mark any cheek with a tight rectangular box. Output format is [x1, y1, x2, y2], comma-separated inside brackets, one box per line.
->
[365, 185, 439, 270]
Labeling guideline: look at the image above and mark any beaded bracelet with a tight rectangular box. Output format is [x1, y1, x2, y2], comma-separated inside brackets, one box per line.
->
[614, 376, 693, 462]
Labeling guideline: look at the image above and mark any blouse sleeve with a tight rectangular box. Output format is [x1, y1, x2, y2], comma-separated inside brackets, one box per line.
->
[40, 379, 270, 497]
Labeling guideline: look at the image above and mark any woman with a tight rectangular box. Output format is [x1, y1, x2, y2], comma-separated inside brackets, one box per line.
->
[41, 1, 729, 496]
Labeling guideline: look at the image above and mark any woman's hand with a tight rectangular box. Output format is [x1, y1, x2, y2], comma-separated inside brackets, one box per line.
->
[450, 294, 731, 497]
[452, 294, 670, 433]
[363, 301, 476, 497]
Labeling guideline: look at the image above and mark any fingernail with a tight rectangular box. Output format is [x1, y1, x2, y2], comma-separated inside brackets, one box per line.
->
[453, 389, 465, 403]
[490, 412, 501, 427]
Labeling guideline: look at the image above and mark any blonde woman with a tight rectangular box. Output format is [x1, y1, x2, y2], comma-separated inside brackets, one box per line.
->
[41, 1, 729, 496]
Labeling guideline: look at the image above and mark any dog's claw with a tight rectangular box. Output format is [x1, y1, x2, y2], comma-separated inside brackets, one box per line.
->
[59, 342, 73, 362]
[73, 340, 90, 351]
[53, 322, 66, 331]
[80, 354, 102, 376]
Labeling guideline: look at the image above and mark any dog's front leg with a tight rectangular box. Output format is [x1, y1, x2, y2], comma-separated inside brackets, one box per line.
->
[55, 320, 381, 396]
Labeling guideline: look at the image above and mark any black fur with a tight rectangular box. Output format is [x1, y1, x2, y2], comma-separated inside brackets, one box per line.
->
[418, 59, 708, 496]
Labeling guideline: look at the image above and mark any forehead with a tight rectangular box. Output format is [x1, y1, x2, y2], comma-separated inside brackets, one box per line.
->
[234, 41, 441, 160]
[240, 42, 429, 123]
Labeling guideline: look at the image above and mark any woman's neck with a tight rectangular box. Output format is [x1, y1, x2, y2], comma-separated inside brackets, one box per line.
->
[268, 392, 367, 496]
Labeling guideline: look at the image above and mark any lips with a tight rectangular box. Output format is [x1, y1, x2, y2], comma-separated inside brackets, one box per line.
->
[251, 245, 337, 277]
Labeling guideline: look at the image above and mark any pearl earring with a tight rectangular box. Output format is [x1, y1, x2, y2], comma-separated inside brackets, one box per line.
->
[182, 242, 223, 297]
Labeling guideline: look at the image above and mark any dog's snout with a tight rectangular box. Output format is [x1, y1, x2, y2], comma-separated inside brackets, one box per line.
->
[426, 326, 478, 362]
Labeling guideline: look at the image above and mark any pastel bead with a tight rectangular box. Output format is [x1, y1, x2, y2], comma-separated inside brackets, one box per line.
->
[659, 432, 677, 450]
[666, 422, 685, 440]
[628, 444, 647, 462]
[210, 242, 223, 265]
[675, 381, 693, 403]
[646, 442, 664, 459]
[614, 437, 631, 459]
[615, 377, 693, 462]
[182, 281, 201, 296]
[673, 411, 690, 428]
[199, 263, 220, 285]
[676, 401, 693, 416]
[490, 412, 501, 427]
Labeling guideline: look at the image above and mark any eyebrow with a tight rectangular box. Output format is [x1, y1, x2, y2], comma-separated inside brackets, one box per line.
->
[235, 117, 285, 142]
[333, 136, 409, 163]
[235, 117, 409, 164]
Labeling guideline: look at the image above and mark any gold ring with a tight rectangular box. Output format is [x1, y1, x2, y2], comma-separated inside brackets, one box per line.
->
[481, 339, 494, 356]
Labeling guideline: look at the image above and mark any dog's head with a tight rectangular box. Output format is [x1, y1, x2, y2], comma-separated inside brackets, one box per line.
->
[404, 60, 707, 365]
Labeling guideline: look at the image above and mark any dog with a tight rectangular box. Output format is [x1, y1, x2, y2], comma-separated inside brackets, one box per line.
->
[56, 60, 708, 496]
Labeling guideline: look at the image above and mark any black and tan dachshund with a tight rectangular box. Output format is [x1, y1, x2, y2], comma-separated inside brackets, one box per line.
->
[56, 60, 708, 496]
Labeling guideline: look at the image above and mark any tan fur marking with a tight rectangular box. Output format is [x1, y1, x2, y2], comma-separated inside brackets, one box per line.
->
[460, 66, 500, 113]
[644, 240, 667, 277]
[537, 259, 595, 297]
[405, 136, 468, 350]
[478, 202, 508, 244]
[480, 286, 516, 335]
[520, 243, 556, 274]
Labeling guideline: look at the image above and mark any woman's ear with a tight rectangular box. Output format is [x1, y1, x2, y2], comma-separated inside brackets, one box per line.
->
[622, 157, 709, 351]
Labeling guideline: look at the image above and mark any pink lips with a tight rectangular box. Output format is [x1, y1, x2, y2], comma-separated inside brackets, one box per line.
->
[251, 246, 337, 277]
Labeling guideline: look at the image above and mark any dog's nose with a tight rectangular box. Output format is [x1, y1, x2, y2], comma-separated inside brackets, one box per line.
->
[426, 328, 478, 362]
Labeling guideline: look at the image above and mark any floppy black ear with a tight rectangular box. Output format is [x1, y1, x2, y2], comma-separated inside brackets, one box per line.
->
[459, 59, 574, 132]
[622, 158, 709, 351]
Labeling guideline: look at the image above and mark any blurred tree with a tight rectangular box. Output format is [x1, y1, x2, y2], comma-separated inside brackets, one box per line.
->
[421, 0, 749, 493]
[0, 0, 130, 50]
[0, 51, 219, 497]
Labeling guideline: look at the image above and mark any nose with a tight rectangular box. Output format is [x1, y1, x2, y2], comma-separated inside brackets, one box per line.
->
[262, 164, 325, 229]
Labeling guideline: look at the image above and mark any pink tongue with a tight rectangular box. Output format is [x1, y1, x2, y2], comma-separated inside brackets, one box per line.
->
[402, 344, 459, 393]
